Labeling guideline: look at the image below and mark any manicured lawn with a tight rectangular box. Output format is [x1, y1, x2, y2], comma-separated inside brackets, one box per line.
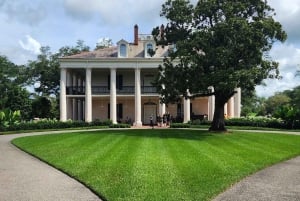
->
[12, 129, 300, 201]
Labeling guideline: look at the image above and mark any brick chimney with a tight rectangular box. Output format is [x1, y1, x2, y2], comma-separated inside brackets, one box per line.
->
[134, 24, 138, 45]
[160, 24, 165, 40]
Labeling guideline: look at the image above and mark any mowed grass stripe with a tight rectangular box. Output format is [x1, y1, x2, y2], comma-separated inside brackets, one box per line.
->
[12, 129, 300, 201]
[82, 134, 141, 200]
[166, 135, 222, 200]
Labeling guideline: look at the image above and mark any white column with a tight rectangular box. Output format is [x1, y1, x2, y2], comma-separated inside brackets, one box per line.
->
[183, 98, 190, 123]
[159, 102, 166, 116]
[77, 77, 82, 120]
[228, 97, 234, 118]
[234, 87, 241, 118]
[66, 71, 72, 119]
[224, 103, 228, 118]
[85, 68, 92, 122]
[72, 74, 78, 120]
[60, 68, 67, 121]
[183, 90, 190, 123]
[160, 84, 166, 116]
[110, 68, 117, 124]
[134, 68, 142, 126]
[208, 86, 215, 121]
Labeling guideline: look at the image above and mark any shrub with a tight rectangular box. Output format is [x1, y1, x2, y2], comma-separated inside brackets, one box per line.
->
[109, 123, 131, 128]
[0, 109, 21, 131]
[0, 119, 113, 132]
[225, 117, 285, 129]
[189, 119, 211, 126]
[170, 123, 190, 128]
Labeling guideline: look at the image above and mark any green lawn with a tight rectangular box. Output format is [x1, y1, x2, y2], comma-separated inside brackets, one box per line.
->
[12, 129, 300, 201]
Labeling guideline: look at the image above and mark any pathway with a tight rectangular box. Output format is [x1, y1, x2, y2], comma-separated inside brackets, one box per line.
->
[0, 131, 102, 201]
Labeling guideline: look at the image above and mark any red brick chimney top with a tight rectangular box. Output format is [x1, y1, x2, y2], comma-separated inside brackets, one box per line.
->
[134, 24, 138, 45]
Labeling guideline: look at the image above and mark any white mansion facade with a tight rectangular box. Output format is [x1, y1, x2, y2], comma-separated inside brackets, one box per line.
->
[59, 25, 241, 125]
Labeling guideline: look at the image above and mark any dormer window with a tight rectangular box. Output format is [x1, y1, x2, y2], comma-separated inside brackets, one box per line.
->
[117, 40, 129, 58]
[120, 44, 127, 57]
[145, 42, 154, 57]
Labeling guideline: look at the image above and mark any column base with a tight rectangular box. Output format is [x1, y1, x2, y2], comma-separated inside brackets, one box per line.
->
[133, 121, 143, 127]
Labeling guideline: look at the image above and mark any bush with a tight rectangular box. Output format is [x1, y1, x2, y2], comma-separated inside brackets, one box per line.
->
[189, 119, 211, 126]
[225, 117, 287, 129]
[170, 123, 190, 128]
[0, 119, 113, 132]
[109, 123, 131, 128]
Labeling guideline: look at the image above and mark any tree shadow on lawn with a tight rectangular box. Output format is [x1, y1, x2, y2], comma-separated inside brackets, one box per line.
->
[88, 129, 219, 141]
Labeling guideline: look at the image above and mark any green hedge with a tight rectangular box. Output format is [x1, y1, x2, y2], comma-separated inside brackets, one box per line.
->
[188, 117, 300, 129]
[0, 119, 113, 132]
[109, 123, 131, 128]
[225, 117, 300, 129]
[170, 123, 191, 128]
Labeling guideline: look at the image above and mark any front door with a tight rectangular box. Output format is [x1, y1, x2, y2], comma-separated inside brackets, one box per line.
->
[143, 103, 157, 125]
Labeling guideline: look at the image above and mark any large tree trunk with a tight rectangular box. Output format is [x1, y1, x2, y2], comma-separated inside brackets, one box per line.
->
[209, 92, 228, 132]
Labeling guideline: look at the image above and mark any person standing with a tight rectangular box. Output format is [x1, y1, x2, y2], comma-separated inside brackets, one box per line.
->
[150, 115, 154, 129]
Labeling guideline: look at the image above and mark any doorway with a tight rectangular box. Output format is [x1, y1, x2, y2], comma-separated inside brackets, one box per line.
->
[143, 102, 157, 125]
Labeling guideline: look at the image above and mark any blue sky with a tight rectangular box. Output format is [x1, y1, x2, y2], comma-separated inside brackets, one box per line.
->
[0, 0, 299, 97]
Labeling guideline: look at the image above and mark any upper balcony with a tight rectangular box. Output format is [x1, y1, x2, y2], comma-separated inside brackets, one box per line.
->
[66, 86, 157, 95]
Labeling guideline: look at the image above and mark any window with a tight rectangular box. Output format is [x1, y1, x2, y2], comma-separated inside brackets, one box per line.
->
[116, 75, 123, 90]
[177, 103, 183, 118]
[145, 43, 154, 57]
[119, 44, 127, 57]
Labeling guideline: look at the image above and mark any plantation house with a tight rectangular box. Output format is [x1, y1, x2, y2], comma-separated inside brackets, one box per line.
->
[59, 25, 241, 125]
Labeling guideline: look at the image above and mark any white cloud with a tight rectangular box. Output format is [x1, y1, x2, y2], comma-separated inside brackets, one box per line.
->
[269, 0, 300, 44]
[0, 0, 47, 26]
[63, 0, 163, 25]
[256, 74, 300, 97]
[19, 35, 41, 55]
[270, 43, 300, 74]
[256, 43, 300, 97]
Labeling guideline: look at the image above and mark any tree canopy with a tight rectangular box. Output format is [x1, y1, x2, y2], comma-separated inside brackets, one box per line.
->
[27, 40, 90, 97]
[0, 55, 32, 120]
[152, 0, 287, 131]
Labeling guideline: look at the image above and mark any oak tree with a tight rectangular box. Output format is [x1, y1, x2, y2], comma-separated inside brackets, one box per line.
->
[153, 0, 287, 131]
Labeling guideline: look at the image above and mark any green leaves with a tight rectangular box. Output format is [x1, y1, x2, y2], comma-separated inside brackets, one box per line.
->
[0, 109, 21, 129]
[27, 40, 90, 97]
[154, 0, 287, 101]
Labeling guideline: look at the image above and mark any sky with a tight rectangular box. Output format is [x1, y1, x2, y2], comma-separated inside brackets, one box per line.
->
[0, 0, 299, 97]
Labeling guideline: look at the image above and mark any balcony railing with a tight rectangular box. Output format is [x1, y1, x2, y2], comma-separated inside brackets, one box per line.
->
[66, 86, 85, 95]
[92, 86, 110, 94]
[117, 86, 135, 94]
[66, 86, 157, 95]
[142, 86, 157, 94]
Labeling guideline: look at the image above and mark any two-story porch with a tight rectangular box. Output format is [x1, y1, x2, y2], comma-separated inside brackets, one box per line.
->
[59, 25, 241, 125]
[59, 58, 234, 125]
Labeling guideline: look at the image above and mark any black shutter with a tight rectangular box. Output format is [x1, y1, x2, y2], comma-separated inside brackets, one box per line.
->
[116, 75, 123, 90]
[119, 75, 123, 90]
[108, 103, 110, 119]
[107, 75, 110, 90]
[117, 104, 123, 119]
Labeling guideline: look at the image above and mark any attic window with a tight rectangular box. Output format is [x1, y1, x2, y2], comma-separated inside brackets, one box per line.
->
[145, 43, 154, 57]
[119, 44, 127, 57]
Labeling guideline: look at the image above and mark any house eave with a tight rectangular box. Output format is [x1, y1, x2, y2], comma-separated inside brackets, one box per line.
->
[59, 57, 167, 69]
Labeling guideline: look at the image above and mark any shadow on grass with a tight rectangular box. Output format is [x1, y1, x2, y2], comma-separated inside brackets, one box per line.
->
[86, 128, 216, 141]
